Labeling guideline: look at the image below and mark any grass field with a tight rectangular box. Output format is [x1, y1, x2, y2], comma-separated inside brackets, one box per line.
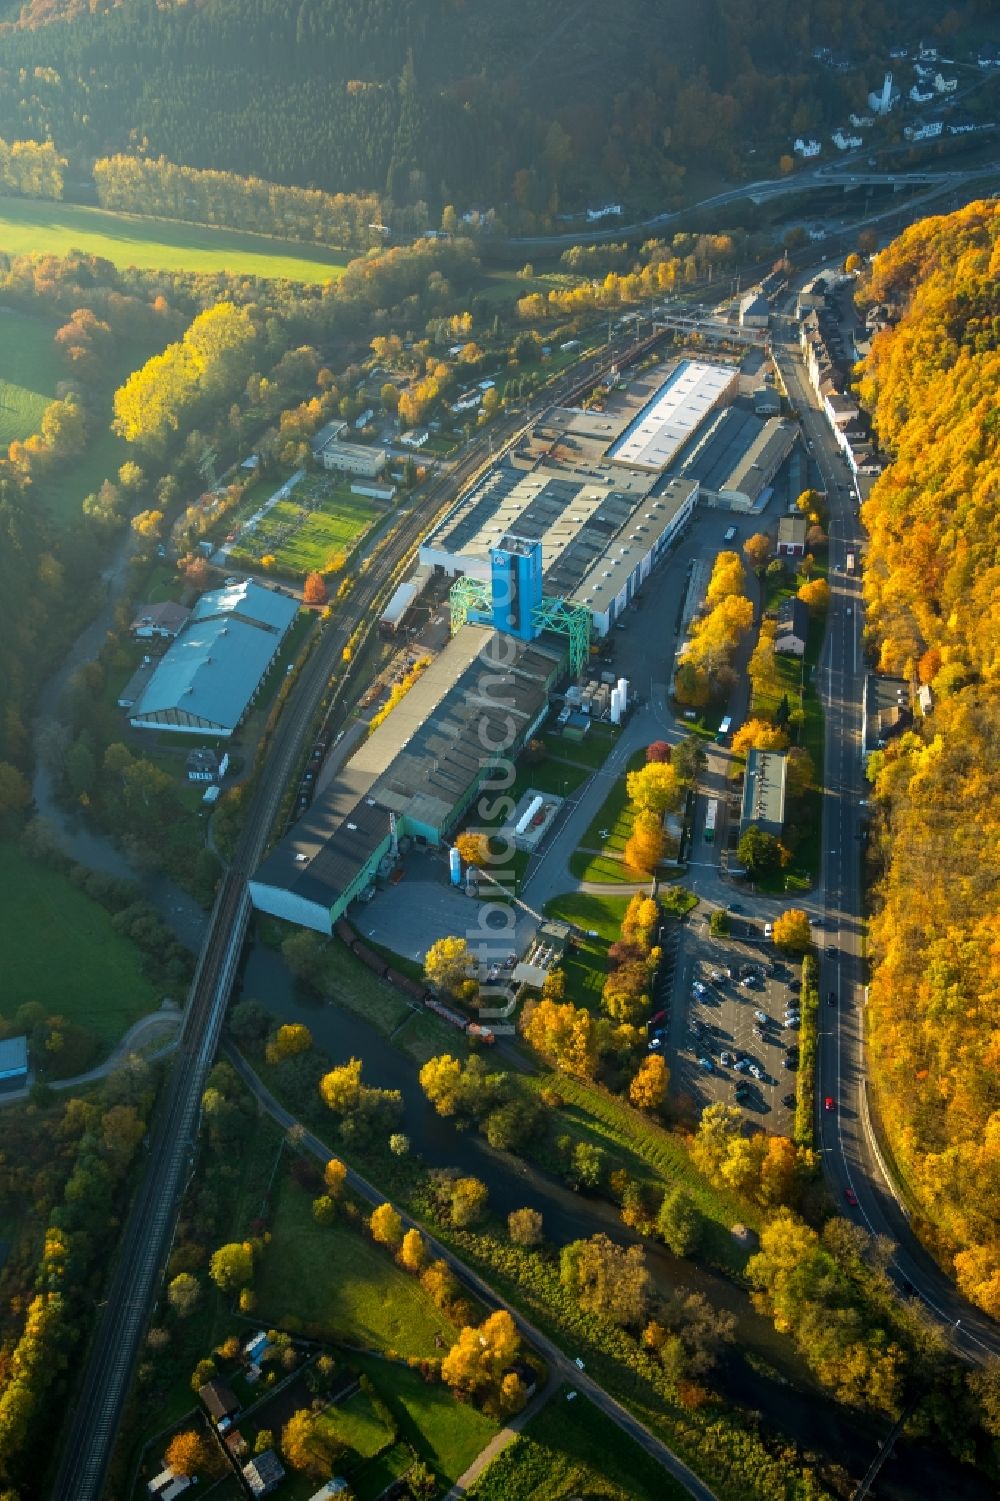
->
[355, 1355, 499, 1484]
[0, 841, 159, 1051]
[0, 195, 350, 282]
[470, 1387, 689, 1501]
[0, 308, 60, 449]
[255, 1179, 456, 1357]
[315, 1386, 395, 1460]
[227, 484, 377, 576]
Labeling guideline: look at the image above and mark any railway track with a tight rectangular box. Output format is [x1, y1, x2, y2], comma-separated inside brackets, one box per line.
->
[50, 330, 661, 1500]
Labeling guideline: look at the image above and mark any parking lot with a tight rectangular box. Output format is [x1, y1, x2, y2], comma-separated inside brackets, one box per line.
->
[663, 901, 803, 1129]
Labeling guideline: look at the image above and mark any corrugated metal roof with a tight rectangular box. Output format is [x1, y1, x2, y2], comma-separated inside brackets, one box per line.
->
[131, 582, 298, 733]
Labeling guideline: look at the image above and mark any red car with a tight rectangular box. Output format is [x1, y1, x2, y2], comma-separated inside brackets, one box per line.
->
[648, 1010, 666, 1027]
[844, 1187, 858, 1206]
[824, 1096, 836, 1112]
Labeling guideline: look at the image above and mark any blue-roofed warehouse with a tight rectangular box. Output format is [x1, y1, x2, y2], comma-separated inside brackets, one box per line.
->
[0, 1036, 28, 1093]
[129, 580, 299, 737]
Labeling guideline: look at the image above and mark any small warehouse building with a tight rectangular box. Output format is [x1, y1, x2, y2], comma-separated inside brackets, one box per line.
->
[740, 749, 788, 839]
[129, 580, 299, 737]
[682, 408, 796, 511]
[250, 626, 564, 933]
[776, 514, 807, 558]
[0, 1036, 28, 1094]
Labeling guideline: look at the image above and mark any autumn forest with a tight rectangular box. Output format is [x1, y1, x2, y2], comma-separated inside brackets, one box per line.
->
[860, 199, 1000, 1319]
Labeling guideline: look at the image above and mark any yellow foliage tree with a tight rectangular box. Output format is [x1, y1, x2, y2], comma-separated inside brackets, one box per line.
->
[798, 576, 830, 612]
[732, 719, 790, 756]
[424, 936, 477, 1002]
[323, 1157, 347, 1197]
[370, 1202, 404, 1249]
[265, 1023, 313, 1065]
[454, 831, 490, 866]
[629, 1053, 669, 1110]
[398, 1228, 427, 1273]
[441, 1311, 520, 1397]
[623, 808, 665, 876]
[772, 909, 812, 953]
[521, 997, 597, 1079]
[626, 761, 683, 815]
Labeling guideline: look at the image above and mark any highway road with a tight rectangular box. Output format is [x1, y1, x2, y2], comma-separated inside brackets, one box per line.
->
[48, 326, 676, 1501]
[223, 1047, 720, 1501]
[772, 323, 1000, 1366]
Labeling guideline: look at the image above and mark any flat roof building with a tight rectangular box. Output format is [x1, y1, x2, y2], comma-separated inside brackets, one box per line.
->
[777, 514, 807, 557]
[250, 626, 564, 933]
[0, 1035, 28, 1093]
[740, 749, 788, 838]
[607, 360, 737, 470]
[318, 440, 387, 478]
[129, 580, 298, 737]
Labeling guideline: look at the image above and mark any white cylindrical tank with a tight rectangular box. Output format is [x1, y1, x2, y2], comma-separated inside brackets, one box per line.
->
[515, 794, 545, 835]
[617, 676, 629, 708]
[610, 688, 622, 725]
[449, 846, 462, 886]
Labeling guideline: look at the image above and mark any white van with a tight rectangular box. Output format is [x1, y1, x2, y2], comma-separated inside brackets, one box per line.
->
[724, 526, 737, 542]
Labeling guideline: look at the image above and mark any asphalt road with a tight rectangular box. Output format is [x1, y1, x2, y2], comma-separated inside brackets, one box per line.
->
[773, 321, 1000, 1365]
[224, 1046, 720, 1501]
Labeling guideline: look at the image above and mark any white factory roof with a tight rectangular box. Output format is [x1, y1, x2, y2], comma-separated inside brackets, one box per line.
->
[608, 360, 736, 471]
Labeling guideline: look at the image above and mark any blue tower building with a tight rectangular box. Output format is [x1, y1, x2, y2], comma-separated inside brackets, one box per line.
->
[487, 535, 543, 640]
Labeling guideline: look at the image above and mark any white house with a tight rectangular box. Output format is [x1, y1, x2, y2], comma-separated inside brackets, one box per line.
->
[793, 137, 822, 158]
[904, 119, 943, 141]
[849, 112, 875, 127]
[909, 84, 935, 103]
[831, 128, 863, 150]
[933, 72, 958, 93]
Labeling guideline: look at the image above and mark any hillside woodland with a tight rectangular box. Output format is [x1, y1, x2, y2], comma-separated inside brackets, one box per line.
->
[0, 0, 967, 217]
[857, 199, 1000, 1318]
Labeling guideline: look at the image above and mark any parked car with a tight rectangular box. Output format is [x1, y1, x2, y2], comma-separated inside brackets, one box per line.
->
[754, 1010, 769, 1024]
[719, 1051, 735, 1067]
[692, 980, 708, 997]
[748, 1063, 763, 1080]
[764, 922, 774, 939]
[735, 1082, 752, 1102]
[782, 1093, 797, 1109]
[649, 1009, 666, 1026]
[698, 1056, 714, 1072]
[648, 1037, 663, 1051]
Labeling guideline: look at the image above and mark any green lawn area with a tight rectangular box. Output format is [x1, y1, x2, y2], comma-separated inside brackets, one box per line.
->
[255, 1179, 456, 1357]
[577, 748, 647, 858]
[521, 1071, 757, 1276]
[0, 195, 350, 282]
[315, 1386, 395, 1460]
[352, 1440, 414, 1501]
[0, 308, 60, 448]
[541, 721, 621, 770]
[228, 483, 377, 576]
[355, 1355, 499, 1484]
[0, 841, 159, 1052]
[470, 1387, 688, 1501]
[32, 337, 161, 526]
